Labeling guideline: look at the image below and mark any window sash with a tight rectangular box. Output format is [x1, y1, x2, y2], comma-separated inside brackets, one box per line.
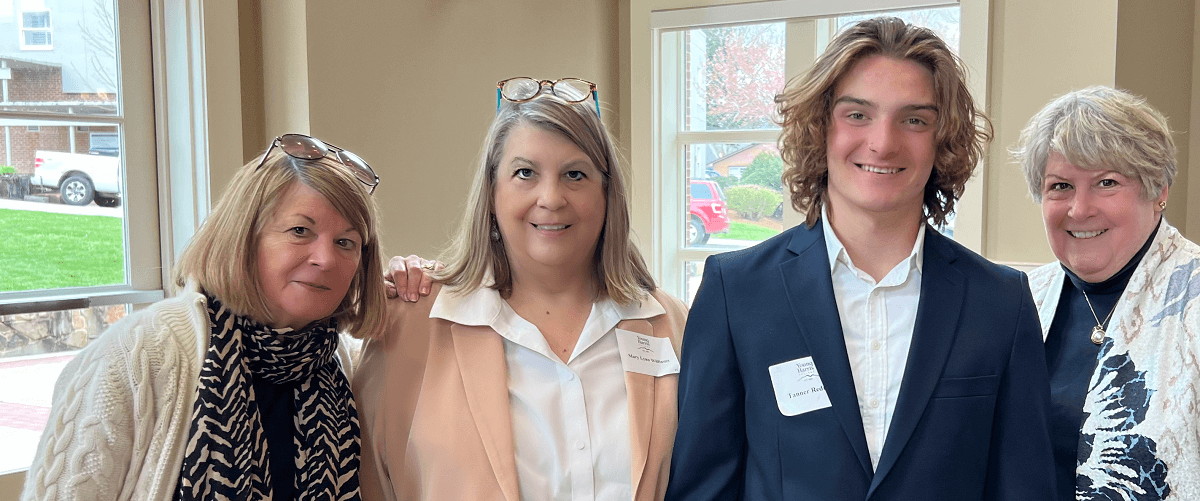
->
[22, 30, 50, 45]
[22, 11, 50, 29]
[0, 0, 161, 316]
[642, 0, 983, 303]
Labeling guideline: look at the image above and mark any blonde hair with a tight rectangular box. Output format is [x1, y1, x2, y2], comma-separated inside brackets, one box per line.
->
[1011, 85, 1176, 203]
[436, 91, 655, 305]
[775, 16, 992, 227]
[172, 149, 387, 338]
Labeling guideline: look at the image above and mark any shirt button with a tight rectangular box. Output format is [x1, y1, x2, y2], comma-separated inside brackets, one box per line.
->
[575, 441, 586, 450]
[870, 399, 879, 409]
[566, 372, 576, 381]
[871, 340, 881, 350]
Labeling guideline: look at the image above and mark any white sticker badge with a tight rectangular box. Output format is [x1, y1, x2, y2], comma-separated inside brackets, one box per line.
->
[615, 329, 680, 377]
[768, 356, 832, 417]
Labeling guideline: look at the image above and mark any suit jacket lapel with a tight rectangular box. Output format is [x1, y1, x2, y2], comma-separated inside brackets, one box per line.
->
[616, 318, 657, 498]
[779, 221, 873, 476]
[868, 229, 964, 495]
[451, 324, 521, 501]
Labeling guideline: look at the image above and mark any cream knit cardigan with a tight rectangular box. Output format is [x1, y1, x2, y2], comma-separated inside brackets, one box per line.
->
[20, 284, 358, 501]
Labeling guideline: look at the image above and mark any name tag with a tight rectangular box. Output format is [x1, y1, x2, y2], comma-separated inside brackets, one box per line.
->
[615, 329, 680, 377]
[768, 356, 832, 416]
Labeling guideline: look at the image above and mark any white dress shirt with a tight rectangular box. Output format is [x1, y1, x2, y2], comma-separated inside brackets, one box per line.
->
[429, 286, 666, 501]
[821, 208, 925, 470]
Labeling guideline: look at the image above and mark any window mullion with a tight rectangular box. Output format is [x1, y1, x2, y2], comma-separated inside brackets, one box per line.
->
[676, 129, 781, 145]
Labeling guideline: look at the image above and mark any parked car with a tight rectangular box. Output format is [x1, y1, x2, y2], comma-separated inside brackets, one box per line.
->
[31, 150, 121, 207]
[688, 179, 731, 245]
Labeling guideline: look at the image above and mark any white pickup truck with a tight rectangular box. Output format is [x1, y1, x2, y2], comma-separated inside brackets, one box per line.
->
[30, 150, 122, 207]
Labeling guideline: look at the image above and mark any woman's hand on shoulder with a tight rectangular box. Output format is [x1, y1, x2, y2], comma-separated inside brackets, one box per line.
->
[384, 254, 443, 302]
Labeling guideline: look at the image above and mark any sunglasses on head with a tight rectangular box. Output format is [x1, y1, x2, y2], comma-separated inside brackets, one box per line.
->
[256, 133, 379, 194]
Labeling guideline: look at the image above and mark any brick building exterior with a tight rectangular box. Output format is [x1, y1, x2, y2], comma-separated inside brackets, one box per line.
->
[0, 60, 118, 173]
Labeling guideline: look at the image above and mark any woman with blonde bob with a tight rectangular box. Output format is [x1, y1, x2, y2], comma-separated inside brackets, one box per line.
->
[24, 134, 385, 501]
[1014, 86, 1199, 500]
[354, 79, 688, 501]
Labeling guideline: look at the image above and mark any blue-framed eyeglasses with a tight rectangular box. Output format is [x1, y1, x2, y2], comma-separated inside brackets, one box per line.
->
[496, 77, 601, 117]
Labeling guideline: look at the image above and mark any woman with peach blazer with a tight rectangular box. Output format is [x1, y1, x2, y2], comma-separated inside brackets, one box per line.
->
[353, 78, 688, 501]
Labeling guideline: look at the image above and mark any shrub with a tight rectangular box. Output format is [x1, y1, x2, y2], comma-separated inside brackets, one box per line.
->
[726, 184, 783, 220]
[709, 173, 738, 191]
[0, 166, 15, 175]
[738, 152, 784, 190]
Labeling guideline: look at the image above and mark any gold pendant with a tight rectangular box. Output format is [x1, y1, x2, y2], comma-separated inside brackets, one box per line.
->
[1090, 326, 1105, 345]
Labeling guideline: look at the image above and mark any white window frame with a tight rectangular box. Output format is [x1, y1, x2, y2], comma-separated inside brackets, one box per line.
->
[0, 0, 239, 487]
[19, 10, 52, 50]
[629, 0, 989, 301]
[0, 1, 163, 317]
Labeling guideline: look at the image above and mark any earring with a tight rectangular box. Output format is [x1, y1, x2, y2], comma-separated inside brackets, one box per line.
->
[1159, 200, 1167, 211]
[490, 216, 501, 241]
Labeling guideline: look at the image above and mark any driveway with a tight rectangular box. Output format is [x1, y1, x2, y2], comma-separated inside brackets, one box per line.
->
[0, 198, 121, 218]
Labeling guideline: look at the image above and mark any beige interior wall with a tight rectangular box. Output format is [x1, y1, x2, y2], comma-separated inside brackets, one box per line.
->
[298, 0, 620, 260]
[985, 0, 1196, 265]
[0, 470, 23, 499]
[238, 0, 265, 164]
[1115, 0, 1194, 233]
[238, 0, 1200, 267]
[260, 0, 312, 141]
[201, 1, 247, 207]
[985, 0, 1119, 264]
[1192, 0, 1200, 240]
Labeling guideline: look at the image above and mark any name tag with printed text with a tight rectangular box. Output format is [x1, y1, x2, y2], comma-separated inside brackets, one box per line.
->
[768, 356, 832, 416]
[615, 329, 680, 377]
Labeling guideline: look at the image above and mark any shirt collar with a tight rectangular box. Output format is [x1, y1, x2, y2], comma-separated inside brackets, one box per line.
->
[430, 284, 666, 326]
[819, 204, 926, 277]
[430, 284, 666, 363]
[429, 285, 504, 326]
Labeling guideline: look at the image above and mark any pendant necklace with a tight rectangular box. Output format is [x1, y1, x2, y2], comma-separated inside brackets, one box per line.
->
[1080, 290, 1116, 345]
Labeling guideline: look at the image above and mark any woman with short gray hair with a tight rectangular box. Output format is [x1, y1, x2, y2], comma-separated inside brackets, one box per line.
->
[1013, 85, 1198, 500]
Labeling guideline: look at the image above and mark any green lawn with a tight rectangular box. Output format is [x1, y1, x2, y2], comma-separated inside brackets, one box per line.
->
[0, 208, 124, 292]
[713, 221, 780, 241]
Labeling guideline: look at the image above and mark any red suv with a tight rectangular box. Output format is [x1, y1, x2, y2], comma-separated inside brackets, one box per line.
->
[688, 179, 731, 245]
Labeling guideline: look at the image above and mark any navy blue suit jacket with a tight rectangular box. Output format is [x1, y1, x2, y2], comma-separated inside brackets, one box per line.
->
[666, 220, 1055, 500]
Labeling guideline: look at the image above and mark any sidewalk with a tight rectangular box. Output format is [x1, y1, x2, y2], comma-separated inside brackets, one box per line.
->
[0, 197, 121, 218]
[0, 353, 75, 474]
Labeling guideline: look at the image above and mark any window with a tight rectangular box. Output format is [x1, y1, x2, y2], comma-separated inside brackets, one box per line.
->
[20, 11, 51, 50]
[89, 131, 119, 156]
[658, 21, 786, 302]
[0, 0, 163, 477]
[633, 0, 986, 304]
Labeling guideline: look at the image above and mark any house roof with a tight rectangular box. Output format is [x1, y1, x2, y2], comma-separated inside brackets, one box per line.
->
[706, 142, 779, 166]
[0, 56, 60, 70]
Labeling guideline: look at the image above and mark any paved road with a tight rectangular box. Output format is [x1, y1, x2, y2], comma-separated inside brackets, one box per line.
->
[0, 198, 121, 218]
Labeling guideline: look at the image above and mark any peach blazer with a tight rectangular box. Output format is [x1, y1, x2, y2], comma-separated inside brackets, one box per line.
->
[353, 284, 689, 501]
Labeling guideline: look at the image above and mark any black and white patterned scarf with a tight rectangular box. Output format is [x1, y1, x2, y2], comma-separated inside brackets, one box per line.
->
[176, 295, 361, 500]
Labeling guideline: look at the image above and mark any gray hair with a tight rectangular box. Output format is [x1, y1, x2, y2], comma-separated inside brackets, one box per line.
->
[1011, 85, 1176, 203]
[435, 88, 655, 304]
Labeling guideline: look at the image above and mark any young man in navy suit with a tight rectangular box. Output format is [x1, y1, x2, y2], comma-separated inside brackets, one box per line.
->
[666, 17, 1055, 500]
